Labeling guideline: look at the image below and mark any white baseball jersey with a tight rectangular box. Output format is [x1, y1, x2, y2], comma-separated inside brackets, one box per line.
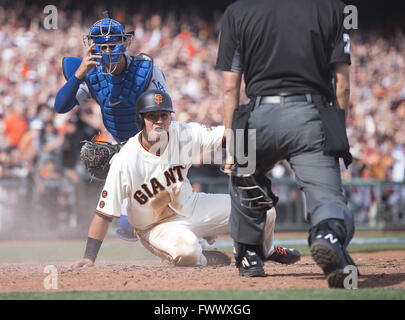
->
[76, 53, 168, 105]
[95, 121, 225, 230]
[95, 121, 276, 266]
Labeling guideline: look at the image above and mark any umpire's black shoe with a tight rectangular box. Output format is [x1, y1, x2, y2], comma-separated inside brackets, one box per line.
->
[267, 246, 301, 265]
[238, 250, 266, 277]
[309, 219, 357, 288]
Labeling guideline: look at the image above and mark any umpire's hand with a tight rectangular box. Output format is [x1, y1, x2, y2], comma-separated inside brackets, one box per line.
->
[75, 43, 101, 79]
[69, 258, 94, 269]
[221, 154, 235, 176]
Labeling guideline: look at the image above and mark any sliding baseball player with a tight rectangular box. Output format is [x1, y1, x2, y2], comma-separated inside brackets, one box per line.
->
[70, 90, 300, 270]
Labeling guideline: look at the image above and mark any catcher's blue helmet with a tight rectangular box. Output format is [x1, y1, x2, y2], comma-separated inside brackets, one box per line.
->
[85, 11, 133, 74]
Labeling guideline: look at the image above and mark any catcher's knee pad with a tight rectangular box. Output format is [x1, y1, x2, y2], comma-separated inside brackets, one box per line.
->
[231, 168, 279, 214]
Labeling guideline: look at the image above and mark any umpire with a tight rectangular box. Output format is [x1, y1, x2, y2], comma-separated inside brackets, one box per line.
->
[216, 0, 357, 288]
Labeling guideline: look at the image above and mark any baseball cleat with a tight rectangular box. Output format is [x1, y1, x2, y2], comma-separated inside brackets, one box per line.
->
[116, 215, 138, 241]
[203, 250, 232, 266]
[238, 250, 266, 277]
[267, 246, 301, 264]
[115, 228, 139, 241]
[310, 230, 357, 289]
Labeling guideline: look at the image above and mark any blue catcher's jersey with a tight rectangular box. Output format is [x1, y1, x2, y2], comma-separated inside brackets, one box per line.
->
[85, 55, 153, 142]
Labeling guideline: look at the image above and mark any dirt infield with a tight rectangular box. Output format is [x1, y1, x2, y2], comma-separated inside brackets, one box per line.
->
[0, 251, 404, 292]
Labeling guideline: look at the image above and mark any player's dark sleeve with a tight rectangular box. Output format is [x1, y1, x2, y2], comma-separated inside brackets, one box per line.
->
[54, 75, 81, 113]
[215, 6, 243, 73]
[329, 1, 351, 65]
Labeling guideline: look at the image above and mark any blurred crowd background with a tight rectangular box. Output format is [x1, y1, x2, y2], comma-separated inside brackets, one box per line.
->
[0, 0, 404, 237]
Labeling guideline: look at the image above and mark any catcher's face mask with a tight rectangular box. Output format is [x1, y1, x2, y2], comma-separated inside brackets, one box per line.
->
[84, 17, 133, 75]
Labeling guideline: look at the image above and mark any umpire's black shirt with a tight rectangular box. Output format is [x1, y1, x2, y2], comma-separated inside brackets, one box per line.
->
[216, 0, 351, 101]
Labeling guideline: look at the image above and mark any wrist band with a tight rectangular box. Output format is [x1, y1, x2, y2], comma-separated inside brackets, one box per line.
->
[84, 237, 102, 262]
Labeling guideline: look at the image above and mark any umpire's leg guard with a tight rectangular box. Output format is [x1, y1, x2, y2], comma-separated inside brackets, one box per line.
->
[230, 167, 278, 214]
[229, 167, 279, 265]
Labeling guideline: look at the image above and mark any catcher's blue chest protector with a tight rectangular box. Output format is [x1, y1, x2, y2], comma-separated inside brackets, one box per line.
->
[85, 55, 153, 142]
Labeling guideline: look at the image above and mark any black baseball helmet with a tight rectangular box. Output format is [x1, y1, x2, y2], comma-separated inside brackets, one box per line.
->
[135, 89, 173, 130]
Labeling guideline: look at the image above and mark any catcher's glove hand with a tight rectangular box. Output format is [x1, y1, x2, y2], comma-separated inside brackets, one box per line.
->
[80, 140, 121, 180]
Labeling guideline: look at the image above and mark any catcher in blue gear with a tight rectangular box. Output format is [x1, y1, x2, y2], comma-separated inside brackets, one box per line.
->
[54, 11, 168, 241]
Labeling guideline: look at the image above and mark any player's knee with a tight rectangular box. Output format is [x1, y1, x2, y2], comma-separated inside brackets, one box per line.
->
[172, 235, 200, 266]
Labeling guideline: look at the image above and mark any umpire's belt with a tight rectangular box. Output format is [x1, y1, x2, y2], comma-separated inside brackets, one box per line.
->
[255, 93, 325, 105]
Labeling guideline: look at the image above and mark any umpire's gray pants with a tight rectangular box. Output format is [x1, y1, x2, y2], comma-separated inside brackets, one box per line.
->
[229, 95, 354, 247]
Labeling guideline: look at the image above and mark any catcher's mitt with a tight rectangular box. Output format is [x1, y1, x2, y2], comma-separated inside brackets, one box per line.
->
[80, 140, 121, 180]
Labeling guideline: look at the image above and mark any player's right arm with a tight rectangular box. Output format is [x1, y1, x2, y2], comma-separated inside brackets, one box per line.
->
[70, 153, 129, 268]
[54, 44, 101, 113]
[69, 214, 111, 268]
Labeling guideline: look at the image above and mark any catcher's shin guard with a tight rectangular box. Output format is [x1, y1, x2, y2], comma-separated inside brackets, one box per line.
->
[231, 168, 279, 213]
